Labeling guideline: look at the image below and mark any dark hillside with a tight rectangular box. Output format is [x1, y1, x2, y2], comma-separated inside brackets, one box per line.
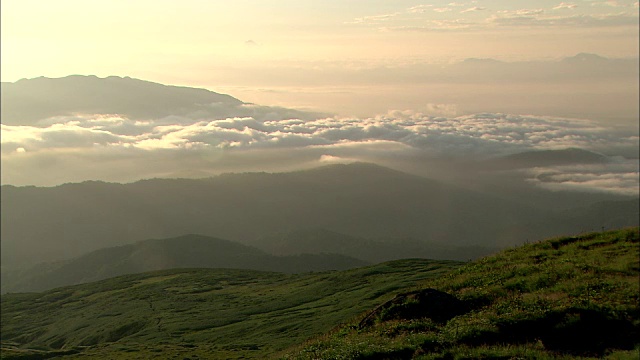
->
[0, 234, 368, 293]
[484, 148, 608, 170]
[254, 228, 497, 263]
[0, 75, 321, 126]
[4, 163, 633, 268]
[0, 75, 242, 124]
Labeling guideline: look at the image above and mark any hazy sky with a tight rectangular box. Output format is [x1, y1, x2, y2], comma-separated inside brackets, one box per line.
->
[3, 0, 639, 118]
[2, 0, 638, 81]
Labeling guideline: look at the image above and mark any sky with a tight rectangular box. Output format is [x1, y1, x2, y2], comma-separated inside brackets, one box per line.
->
[2, 1, 638, 69]
[1, 0, 639, 194]
[2, 1, 638, 89]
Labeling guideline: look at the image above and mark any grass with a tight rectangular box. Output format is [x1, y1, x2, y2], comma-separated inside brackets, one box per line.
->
[0, 259, 461, 359]
[2, 228, 637, 359]
[282, 227, 639, 359]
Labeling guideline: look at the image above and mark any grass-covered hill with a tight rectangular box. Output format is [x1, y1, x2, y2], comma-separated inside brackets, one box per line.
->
[1, 234, 369, 294]
[0, 258, 461, 359]
[283, 227, 640, 359]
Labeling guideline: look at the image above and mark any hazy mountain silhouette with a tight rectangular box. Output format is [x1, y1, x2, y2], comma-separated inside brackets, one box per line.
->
[2, 163, 636, 269]
[0, 75, 239, 124]
[254, 228, 496, 263]
[460, 57, 504, 65]
[561, 52, 609, 64]
[565, 198, 640, 231]
[0, 234, 368, 293]
[0, 75, 322, 125]
[445, 53, 639, 84]
[483, 148, 608, 170]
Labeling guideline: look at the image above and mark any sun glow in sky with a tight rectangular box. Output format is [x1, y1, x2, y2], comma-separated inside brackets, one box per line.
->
[2, 0, 638, 81]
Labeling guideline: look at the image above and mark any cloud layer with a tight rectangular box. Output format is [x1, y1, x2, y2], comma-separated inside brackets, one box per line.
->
[3, 112, 637, 154]
[527, 161, 639, 196]
[2, 111, 638, 195]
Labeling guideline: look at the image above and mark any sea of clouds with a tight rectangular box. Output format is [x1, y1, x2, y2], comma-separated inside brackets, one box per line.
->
[1, 111, 638, 195]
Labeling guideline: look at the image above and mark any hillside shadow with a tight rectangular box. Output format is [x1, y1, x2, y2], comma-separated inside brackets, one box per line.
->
[460, 307, 638, 356]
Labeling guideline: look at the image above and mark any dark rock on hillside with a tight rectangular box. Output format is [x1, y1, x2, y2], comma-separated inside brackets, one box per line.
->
[359, 288, 467, 328]
[463, 307, 639, 356]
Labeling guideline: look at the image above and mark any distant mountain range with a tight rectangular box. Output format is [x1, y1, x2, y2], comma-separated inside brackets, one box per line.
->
[483, 148, 609, 170]
[561, 52, 609, 64]
[0, 234, 368, 293]
[254, 228, 496, 263]
[0, 75, 233, 124]
[2, 163, 637, 269]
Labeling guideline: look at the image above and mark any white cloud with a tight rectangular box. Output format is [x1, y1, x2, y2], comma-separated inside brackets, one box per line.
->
[460, 6, 486, 13]
[2, 112, 635, 156]
[383, 19, 475, 31]
[601, 0, 623, 7]
[319, 154, 358, 164]
[553, 2, 578, 10]
[498, 9, 546, 16]
[348, 12, 399, 24]
[348, 2, 637, 33]
[527, 160, 639, 196]
[408, 4, 432, 13]
[0, 122, 134, 152]
[489, 12, 638, 27]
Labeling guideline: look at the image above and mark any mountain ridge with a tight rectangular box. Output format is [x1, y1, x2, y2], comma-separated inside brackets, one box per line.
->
[1, 74, 324, 125]
[2, 162, 637, 268]
[0, 234, 369, 294]
[483, 147, 609, 170]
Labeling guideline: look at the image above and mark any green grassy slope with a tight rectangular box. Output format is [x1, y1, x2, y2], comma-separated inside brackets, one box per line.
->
[0, 259, 461, 359]
[282, 228, 640, 359]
